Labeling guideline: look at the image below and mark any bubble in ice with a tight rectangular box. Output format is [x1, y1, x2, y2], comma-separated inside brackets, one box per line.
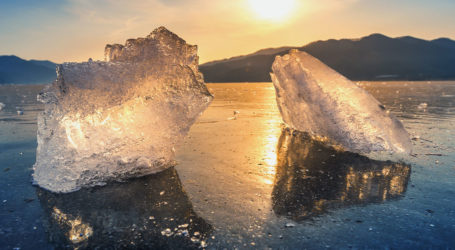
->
[33, 27, 213, 193]
[271, 50, 411, 153]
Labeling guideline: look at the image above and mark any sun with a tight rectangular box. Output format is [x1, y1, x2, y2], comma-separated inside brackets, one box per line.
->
[247, 0, 296, 21]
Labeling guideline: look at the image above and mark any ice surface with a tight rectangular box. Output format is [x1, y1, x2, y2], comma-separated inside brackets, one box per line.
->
[33, 27, 213, 193]
[271, 50, 411, 153]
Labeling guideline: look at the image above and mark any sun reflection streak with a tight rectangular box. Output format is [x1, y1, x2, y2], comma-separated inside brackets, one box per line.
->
[260, 117, 281, 184]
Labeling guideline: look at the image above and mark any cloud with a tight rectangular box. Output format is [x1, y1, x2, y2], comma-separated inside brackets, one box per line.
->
[61, 0, 270, 55]
[37, 0, 363, 62]
[3, 0, 454, 63]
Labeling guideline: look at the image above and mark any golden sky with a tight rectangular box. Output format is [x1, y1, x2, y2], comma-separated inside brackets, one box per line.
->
[1, 0, 454, 63]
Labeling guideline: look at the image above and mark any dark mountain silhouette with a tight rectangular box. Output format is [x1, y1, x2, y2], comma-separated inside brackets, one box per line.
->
[0, 56, 56, 84]
[28, 59, 57, 70]
[2, 34, 455, 84]
[200, 34, 455, 82]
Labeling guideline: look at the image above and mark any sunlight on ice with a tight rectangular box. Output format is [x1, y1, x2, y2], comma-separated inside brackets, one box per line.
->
[260, 117, 281, 184]
[33, 27, 212, 193]
[52, 207, 93, 244]
[271, 50, 412, 153]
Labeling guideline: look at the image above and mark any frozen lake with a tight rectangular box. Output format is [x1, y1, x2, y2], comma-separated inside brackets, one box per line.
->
[0, 82, 454, 249]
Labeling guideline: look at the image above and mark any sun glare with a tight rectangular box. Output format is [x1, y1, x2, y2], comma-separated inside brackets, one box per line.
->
[247, 0, 296, 21]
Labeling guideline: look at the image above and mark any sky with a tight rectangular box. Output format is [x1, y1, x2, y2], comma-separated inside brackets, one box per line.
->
[0, 0, 454, 63]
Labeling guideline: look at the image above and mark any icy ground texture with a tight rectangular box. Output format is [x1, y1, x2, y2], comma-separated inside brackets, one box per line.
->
[271, 50, 411, 153]
[33, 27, 213, 193]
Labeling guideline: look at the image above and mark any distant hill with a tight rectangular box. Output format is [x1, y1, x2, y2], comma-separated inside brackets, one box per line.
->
[0, 56, 56, 84]
[3, 34, 455, 84]
[200, 34, 455, 82]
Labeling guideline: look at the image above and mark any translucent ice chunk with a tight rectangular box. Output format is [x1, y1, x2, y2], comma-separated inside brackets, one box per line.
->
[271, 50, 411, 153]
[0, 102, 5, 111]
[33, 27, 213, 193]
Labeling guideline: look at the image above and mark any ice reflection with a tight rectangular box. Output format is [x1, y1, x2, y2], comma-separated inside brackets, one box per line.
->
[272, 128, 411, 222]
[36, 167, 212, 249]
[51, 207, 94, 244]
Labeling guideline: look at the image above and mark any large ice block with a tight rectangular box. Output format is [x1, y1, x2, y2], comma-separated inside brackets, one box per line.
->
[271, 50, 411, 153]
[33, 27, 213, 193]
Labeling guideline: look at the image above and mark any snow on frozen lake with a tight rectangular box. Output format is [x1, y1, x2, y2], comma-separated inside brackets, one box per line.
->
[0, 82, 454, 248]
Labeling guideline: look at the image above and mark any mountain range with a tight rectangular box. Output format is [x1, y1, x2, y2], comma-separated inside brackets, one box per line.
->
[1, 33, 455, 84]
[0, 55, 56, 84]
[200, 34, 455, 82]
